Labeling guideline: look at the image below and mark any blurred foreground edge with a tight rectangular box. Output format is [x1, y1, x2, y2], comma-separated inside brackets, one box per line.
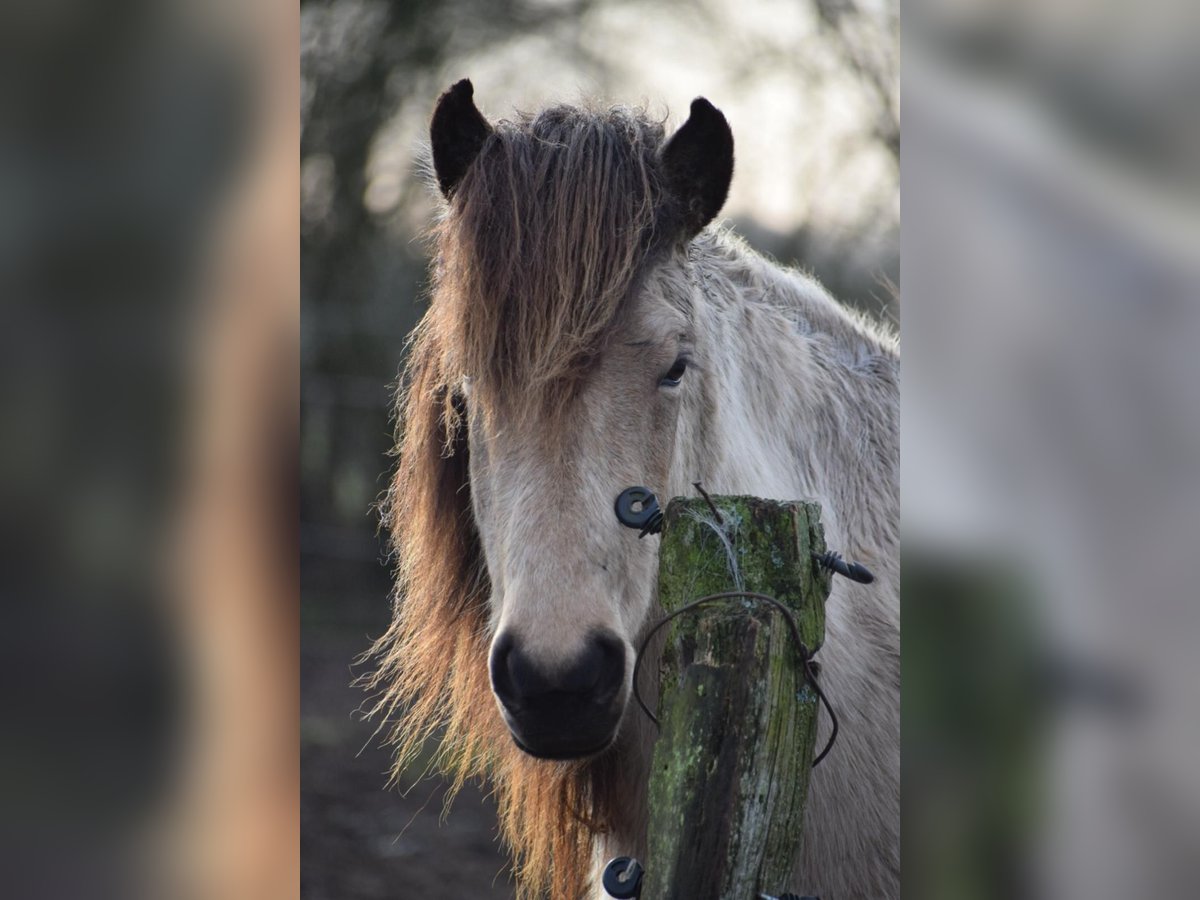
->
[0, 2, 298, 899]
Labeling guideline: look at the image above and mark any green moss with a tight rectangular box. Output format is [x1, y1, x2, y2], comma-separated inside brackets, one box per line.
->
[643, 496, 831, 899]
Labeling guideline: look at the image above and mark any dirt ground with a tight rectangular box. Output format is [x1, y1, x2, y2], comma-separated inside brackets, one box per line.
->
[301, 561, 515, 900]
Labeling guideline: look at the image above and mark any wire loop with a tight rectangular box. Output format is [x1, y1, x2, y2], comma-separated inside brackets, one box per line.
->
[631, 591, 839, 767]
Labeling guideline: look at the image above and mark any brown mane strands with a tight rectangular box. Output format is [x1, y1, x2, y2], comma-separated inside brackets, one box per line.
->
[439, 104, 666, 425]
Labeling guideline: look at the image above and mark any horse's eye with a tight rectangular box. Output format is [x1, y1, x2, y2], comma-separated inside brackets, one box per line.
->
[660, 356, 689, 387]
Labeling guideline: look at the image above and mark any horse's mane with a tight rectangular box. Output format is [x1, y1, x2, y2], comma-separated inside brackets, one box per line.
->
[365, 104, 670, 899]
[432, 103, 667, 422]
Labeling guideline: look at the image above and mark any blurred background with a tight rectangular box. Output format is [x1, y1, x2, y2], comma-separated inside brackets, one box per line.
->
[1, 1, 297, 898]
[903, 2, 1200, 898]
[300, 1, 897, 897]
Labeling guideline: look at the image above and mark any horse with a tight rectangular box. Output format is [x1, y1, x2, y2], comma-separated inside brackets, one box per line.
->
[366, 79, 899, 899]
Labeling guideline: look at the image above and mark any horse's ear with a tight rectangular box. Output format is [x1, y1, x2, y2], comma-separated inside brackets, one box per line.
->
[431, 79, 493, 198]
[660, 98, 734, 239]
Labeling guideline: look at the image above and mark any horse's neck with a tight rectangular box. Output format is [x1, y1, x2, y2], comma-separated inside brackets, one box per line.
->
[684, 235, 899, 557]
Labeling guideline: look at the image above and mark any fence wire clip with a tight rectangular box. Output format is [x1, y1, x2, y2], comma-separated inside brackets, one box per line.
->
[614, 487, 664, 537]
[812, 550, 875, 584]
[602, 856, 644, 898]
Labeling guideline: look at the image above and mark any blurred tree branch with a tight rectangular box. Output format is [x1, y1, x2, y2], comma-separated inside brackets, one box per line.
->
[814, 0, 899, 162]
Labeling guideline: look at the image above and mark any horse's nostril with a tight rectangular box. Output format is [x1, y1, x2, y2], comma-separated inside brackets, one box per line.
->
[488, 631, 521, 705]
[561, 632, 624, 697]
[504, 637, 549, 698]
[591, 632, 627, 702]
[489, 630, 626, 708]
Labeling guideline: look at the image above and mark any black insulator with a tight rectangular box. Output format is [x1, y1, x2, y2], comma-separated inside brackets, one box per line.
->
[602, 856, 644, 898]
[812, 550, 875, 584]
[614, 486, 663, 537]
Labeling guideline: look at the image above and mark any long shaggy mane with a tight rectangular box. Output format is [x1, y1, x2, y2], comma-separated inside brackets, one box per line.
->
[365, 104, 670, 898]
[434, 103, 666, 420]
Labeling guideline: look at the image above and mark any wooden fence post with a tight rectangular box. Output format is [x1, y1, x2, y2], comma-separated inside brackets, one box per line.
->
[639, 495, 831, 900]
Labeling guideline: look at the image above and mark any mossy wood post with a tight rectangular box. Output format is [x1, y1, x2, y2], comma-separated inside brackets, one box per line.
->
[641, 496, 831, 900]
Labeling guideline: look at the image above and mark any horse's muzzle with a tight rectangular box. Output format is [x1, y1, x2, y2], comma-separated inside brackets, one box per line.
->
[489, 629, 627, 760]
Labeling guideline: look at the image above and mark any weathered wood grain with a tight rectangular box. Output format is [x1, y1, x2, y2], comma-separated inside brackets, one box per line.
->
[641, 496, 831, 900]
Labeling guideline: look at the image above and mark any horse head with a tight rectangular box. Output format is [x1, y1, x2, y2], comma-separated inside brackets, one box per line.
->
[428, 80, 733, 760]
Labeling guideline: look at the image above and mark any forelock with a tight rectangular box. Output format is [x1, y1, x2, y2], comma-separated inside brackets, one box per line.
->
[432, 103, 669, 419]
